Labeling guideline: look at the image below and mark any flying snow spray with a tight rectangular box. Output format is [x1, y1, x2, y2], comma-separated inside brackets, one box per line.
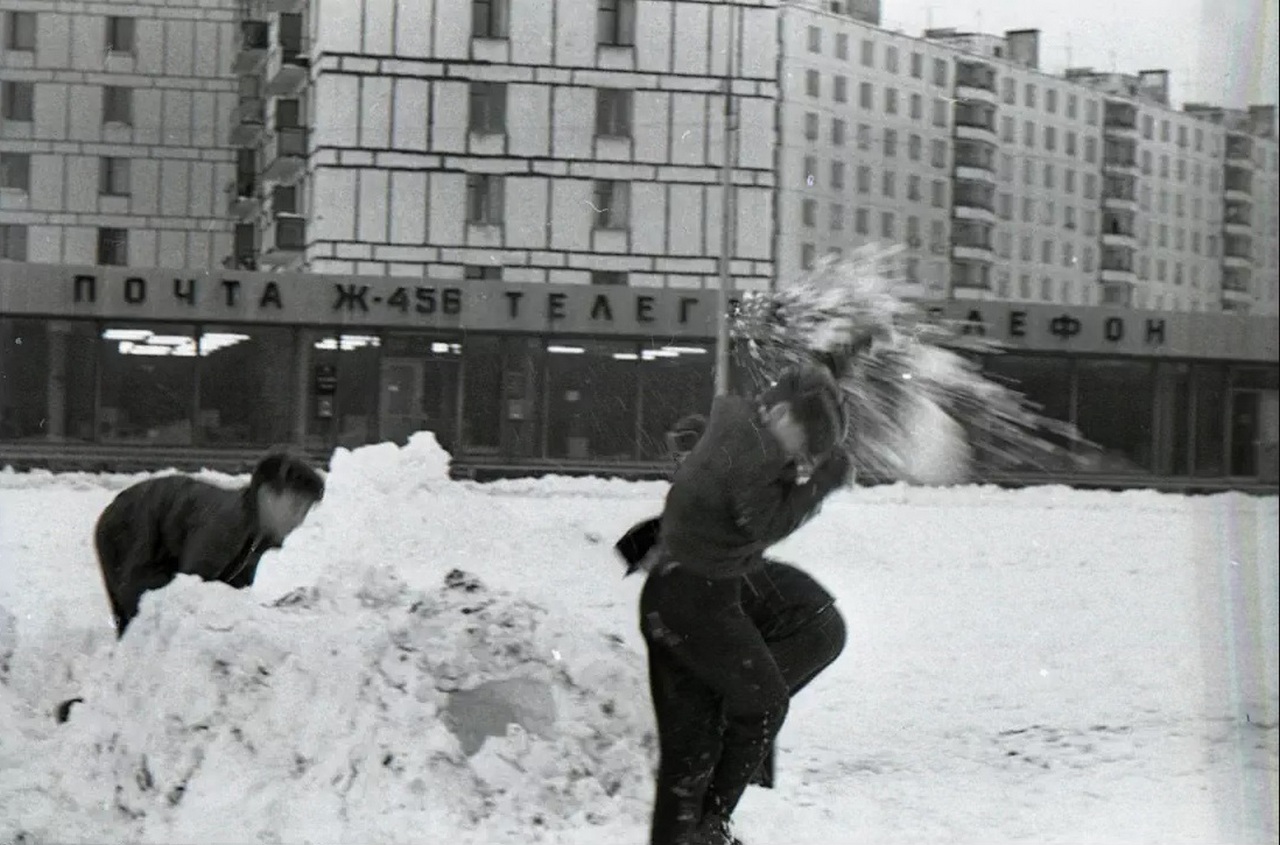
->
[731, 246, 1091, 486]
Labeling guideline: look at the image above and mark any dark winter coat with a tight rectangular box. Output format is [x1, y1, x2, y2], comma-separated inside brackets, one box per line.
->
[658, 394, 850, 580]
[94, 476, 278, 633]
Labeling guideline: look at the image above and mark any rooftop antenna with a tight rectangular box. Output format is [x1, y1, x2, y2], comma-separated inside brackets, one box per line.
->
[1065, 31, 1073, 69]
[926, 6, 934, 30]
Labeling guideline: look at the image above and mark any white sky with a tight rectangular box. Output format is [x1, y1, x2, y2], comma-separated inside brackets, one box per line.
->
[881, 0, 1280, 111]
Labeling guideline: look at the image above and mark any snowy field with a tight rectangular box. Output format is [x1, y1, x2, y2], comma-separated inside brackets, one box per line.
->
[0, 434, 1276, 845]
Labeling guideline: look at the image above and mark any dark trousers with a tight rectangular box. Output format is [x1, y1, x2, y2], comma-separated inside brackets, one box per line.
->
[641, 560, 847, 845]
[94, 531, 176, 638]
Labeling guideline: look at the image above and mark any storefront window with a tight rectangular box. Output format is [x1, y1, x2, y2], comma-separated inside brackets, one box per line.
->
[1192, 364, 1227, 477]
[304, 330, 380, 450]
[979, 354, 1075, 472]
[378, 333, 462, 452]
[197, 326, 296, 446]
[1073, 359, 1155, 473]
[460, 336, 503, 452]
[638, 343, 714, 459]
[98, 324, 198, 445]
[0, 319, 96, 442]
[545, 339, 639, 461]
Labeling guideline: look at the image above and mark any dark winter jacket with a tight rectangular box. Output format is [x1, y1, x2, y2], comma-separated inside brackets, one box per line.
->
[658, 394, 850, 579]
[95, 475, 278, 593]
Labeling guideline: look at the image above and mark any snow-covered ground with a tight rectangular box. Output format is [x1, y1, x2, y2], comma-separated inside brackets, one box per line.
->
[0, 435, 1276, 845]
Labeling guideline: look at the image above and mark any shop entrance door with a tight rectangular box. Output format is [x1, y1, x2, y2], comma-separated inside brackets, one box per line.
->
[379, 358, 426, 446]
[1228, 389, 1280, 482]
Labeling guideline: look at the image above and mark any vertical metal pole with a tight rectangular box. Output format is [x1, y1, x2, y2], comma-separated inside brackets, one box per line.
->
[714, 5, 738, 397]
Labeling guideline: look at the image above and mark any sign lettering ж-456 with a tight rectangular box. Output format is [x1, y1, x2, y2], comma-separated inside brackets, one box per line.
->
[0, 263, 717, 338]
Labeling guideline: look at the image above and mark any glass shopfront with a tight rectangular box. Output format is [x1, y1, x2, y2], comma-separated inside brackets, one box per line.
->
[0, 312, 1276, 485]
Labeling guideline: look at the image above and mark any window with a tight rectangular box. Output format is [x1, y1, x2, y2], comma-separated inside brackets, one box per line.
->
[4, 11, 36, 51]
[593, 180, 629, 230]
[464, 265, 502, 280]
[908, 133, 921, 160]
[931, 179, 945, 207]
[859, 82, 872, 109]
[831, 118, 845, 146]
[830, 203, 844, 231]
[0, 224, 27, 260]
[931, 98, 947, 127]
[472, 0, 509, 38]
[801, 199, 817, 227]
[1085, 100, 1098, 125]
[105, 16, 135, 53]
[1002, 78, 1015, 104]
[1001, 116, 1015, 143]
[1066, 131, 1077, 157]
[1044, 126, 1056, 151]
[860, 39, 874, 67]
[1020, 235, 1033, 261]
[802, 155, 816, 184]
[2, 81, 34, 122]
[804, 112, 818, 140]
[99, 156, 130, 196]
[97, 323, 197, 446]
[103, 86, 133, 125]
[881, 211, 895, 238]
[590, 271, 627, 286]
[930, 139, 947, 168]
[96, 228, 128, 266]
[932, 58, 947, 86]
[1024, 83, 1036, 109]
[597, 0, 635, 47]
[910, 93, 922, 120]
[1084, 137, 1097, 163]
[801, 243, 816, 269]
[807, 26, 820, 53]
[1064, 168, 1076, 194]
[907, 174, 921, 201]
[856, 166, 871, 193]
[805, 70, 820, 98]
[1023, 120, 1035, 147]
[885, 46, 898, 73]
[1046, 89, 1057, 113]
[884, 87, 897, 114]
[465, 174, 504, 225]
[595, 88, 631, 137]
[910, 52, 923, 78]
[856, 123, 870, 149]
[198, 327, 297, 446]
[883, 128, 897, 156]
[882, 170, 895, 198]
[836, 33, 848, 60]
[0, 152, 30, 192]
[1066, 94, 1078, 119]
[469, 82, 506, 134]
[833, 75, 848, 103]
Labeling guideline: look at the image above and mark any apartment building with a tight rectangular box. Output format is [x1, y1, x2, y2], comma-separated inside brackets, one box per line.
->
[778, 4, 960, 293]
[777, 5, 1280, 315]
[0, 2, 239, 269]
[227, 0, 780, 291]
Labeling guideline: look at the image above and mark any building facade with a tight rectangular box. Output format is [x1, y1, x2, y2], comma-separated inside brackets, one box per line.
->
[0, 2, 239, 269]
[228, 0, 780, 292]
[775, 6, 1280, 317]
[1, 259, 1276, 488]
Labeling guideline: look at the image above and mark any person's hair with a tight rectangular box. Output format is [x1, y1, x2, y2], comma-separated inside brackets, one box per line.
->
[759, 365, 848, 457]
[250, 453, 325, 501]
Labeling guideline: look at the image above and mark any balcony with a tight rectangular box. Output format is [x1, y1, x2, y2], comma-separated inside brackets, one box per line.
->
[953, 102, 997, 141]
[1099, 281, 1134, 307]
[1222, 266, 1252, 294]
[265, 44, 310, 97]
[953, 138, 996, 183]
[261, 126, 307, 183]
[260, 214, 306, 266]
[1103, 139, 1139, 174]
[1223, 164, 1253, 201]
[1225, 132, 1254, 164]
[954, 59, 997, 104]
[225, 178, 259, 219]
[950, 259, 992, 293]
[232, 21, 270, 75]
[1102, 174, 1138, 210]
[1103, 99, 1138, 131]
[952, 180, 996, 223]
[1100, 245, 1136, 283]
[228, 97, 265, 147]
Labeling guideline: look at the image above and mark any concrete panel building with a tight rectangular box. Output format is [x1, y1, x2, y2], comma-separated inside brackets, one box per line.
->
[228, 0, 780, 291]
[0, 2, 239, 269]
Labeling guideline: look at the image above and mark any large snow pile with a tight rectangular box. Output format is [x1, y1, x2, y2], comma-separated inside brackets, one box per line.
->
[0, 435, 655, 845]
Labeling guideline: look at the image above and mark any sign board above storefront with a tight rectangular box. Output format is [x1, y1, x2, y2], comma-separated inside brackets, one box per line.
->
[1, 261, 1277, 363]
